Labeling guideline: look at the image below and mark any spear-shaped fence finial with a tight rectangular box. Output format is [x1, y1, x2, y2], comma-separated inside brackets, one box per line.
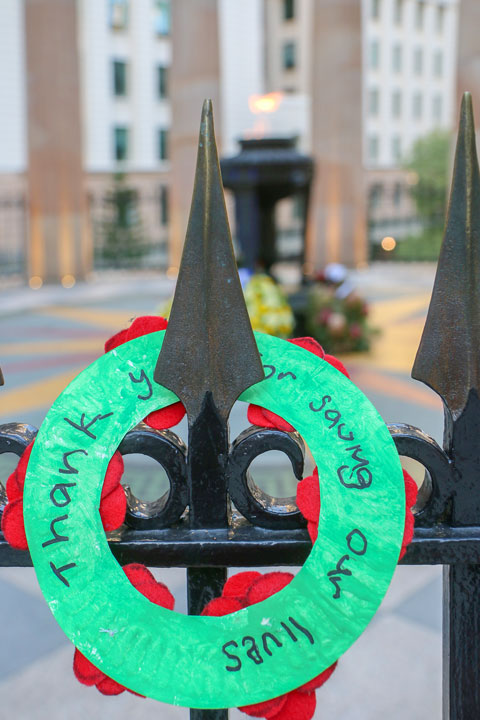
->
[412, 92, 480, 420]
[154, 99, 264, 421]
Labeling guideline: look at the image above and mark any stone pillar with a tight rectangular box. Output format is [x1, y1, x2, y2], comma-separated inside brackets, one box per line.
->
[25, 0, 90, 285]
[309, 0, 366, 269]
[169, 0, 222, 269]
[457, 0, 480, 137]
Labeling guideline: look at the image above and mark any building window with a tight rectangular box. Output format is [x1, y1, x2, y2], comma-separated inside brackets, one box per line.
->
[412, 93, 423, 119]
[369, 183, 383, 209]
[370, 39, 380, 69]
[293, 195, 305, 220]
[114, 127, 129, 161]
[433, 95, 443, 123]
[391, 136, 402, 162]
[392, 45, 402, 73]
[392, 90, 402, 118]
[368, 136, 379, 163]
[157, 65, 168, 98]
[112, 60, 127, 96]
[415, 1, 425, 30]
[433, 50, 443, 77]
[371, 0, 381, 20]
[413, 47, 423, 75]
[394, 0, 403, 25]
[283, 42, 296, 70]
[393, 182, 402, 207]
[436, 6, 445, 33]
[109, 0, 128, 30]
[158, 128, 169, 160]
[154, 0, 171, 36]
[368, 88, 379, 116]
[160, 186, 169, 225]
[284, 0, 295, 20]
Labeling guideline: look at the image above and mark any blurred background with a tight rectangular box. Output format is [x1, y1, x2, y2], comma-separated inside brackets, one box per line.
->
[0, 0, 479, 718]
[0, 0, 477, 284]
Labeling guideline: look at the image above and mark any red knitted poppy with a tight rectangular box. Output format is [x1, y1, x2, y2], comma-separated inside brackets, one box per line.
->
[1, 441, 126, 551]
[296, 466, 417, 559]
[201, 571, 337, 720]
[247, 337, 350, 432]
[1, 320, 416, 715]
[247, 336, 418, 560]
[73, 563, 175, 696]
[105, 315, 186, 429]
[2, 315, 185, 551]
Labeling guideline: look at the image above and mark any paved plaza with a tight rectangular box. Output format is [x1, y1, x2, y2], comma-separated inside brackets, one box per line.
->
[0, 263, 444, 719]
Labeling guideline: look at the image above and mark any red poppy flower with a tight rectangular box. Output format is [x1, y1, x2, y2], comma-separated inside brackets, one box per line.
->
[73, 563, 175, 696]
[1, 441, 126, 551]
[296, 467, 417, 559]
[201, 571, 337, 720]
[247, 337, 350, 432]
[2, 315, 184, 552]
[2, 321, 416, 712]
[247, 336, 418, 560]
[105, 315, 186, 429]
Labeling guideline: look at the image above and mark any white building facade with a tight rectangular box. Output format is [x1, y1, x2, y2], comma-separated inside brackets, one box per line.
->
[77, 0, 172, 266]
[363, 0, 459, 245]
[0, 0, 173, 278]
[78, 0, 171, 175]
[364, 0, 459, 169]
[230, 0, 459, 253]
[0, 0, 462, 278]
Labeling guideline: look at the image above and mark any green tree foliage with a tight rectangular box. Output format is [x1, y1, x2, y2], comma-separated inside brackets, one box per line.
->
[100, 174, 146, 267]
[404, 130, 451, 222]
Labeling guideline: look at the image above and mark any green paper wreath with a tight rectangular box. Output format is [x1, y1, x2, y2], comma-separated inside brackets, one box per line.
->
[23, 331, 404, 708]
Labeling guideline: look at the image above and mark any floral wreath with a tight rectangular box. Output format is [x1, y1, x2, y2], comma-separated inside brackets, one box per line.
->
[1, 316, 417, 720]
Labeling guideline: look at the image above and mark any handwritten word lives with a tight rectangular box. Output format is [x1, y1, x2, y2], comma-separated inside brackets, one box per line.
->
[222, 616, 314, 672]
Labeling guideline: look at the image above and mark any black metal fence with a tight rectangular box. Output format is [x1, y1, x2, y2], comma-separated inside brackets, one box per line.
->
[0, 194, 27, 278]
[0, 186, 170, 282]
[0, 94, 480, 720]
[88, 184, 170, 271]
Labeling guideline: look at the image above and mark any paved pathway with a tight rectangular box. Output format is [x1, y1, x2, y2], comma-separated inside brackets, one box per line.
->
[0, 264, 444, 719]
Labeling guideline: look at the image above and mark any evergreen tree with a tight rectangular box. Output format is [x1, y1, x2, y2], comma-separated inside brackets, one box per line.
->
[100, 174, 146, 267]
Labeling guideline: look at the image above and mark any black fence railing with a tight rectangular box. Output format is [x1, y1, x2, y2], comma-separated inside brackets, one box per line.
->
[0, 186, 171, 281]
[88, 184, 170, 271]
[1, 94, 480, 720]
[0, 194, 27, 278]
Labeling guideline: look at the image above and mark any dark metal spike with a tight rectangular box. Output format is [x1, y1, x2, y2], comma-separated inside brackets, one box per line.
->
[154, 99, 264, 421]
[412, 92, 480, 419]
[0, 368, 3, 386]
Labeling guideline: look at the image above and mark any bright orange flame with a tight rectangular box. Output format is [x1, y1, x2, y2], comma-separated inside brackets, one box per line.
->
[248, 92, 284, 115]
[244, 119, 269, 140]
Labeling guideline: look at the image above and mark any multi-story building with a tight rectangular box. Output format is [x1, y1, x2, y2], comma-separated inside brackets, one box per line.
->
[260, 0, 458, 162]
[364, 0, 458, 168]
[0, 0, 173, 282]
[0, 1, 28, 278]
[0, 0, 464, 281]
[258, 0, 459, 250]
[79, 0, 173, 270]
[363, 0, 459, 244]
[79, 0, 171, 234]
